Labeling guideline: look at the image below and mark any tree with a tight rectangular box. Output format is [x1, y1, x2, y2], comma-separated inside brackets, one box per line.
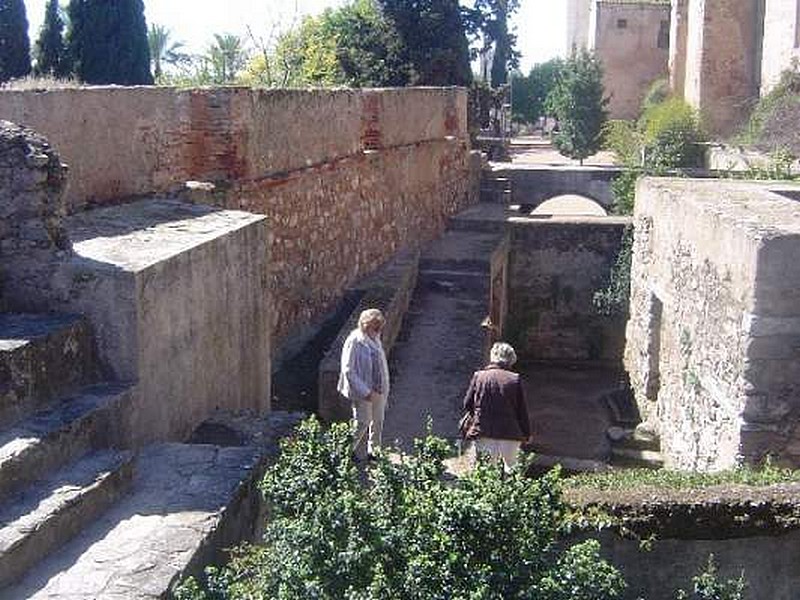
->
[465, 0, 520, 88]
[204, 33, 247, 84]
[380, 0, 472, 86]
[511, 58, 563, 124]
[67, 0, 153, 85]
[34, 0, 68, 78]
[0, 0, 31, 82]
[548, 50, 608, 164]
[148, 24, 188, 82]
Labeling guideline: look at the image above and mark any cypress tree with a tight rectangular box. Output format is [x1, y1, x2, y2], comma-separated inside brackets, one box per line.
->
[0, 0, 32, 82]
[34, 0, 68, 77]
[67, 0, 153, 85]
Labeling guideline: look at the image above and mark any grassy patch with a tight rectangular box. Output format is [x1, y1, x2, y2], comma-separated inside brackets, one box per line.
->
[563, 462, 800, 492]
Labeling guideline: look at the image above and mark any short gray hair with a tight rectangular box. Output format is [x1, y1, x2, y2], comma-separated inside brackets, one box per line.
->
[490, 342, 517, 367]
[358, 308, 385, 330]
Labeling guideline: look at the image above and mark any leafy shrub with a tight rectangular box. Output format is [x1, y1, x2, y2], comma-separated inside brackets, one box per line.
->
[675, 555, 747, 600]
[175, 417, 626, 600]
[593, 225, 633, 316]
[640, 97, 705, 172]
[641, 78, 670, 113]
[603, 119, 642, 168]
[737, 62, 800, 156]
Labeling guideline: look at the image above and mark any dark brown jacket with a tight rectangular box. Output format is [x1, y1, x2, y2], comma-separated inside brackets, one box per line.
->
[461, 364, 530, 441]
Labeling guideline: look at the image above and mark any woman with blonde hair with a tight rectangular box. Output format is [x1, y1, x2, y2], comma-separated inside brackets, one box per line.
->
[337, 308, 390, 460]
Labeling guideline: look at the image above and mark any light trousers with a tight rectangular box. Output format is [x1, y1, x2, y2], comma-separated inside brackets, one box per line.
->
[471, 438, 522, 472]
[352, 394, 387, 459]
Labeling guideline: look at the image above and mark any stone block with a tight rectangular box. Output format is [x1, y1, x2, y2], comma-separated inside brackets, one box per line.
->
[32, 199, 271, 448]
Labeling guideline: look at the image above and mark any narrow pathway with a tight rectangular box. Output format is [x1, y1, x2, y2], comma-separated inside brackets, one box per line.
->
[383, 230, 503, 452]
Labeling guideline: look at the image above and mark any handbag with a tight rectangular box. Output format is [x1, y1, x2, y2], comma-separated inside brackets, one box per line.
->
[458, 412, 472, 438]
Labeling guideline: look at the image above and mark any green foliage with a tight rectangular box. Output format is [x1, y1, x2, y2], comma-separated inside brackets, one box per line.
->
[564, 460, 800, 492]
[464, 0, 520, 87]
[148, 24, 189, 83]
[641, 78, 670, 113]
[67, 0, 153, 85]
[0, 0, 32, 82]
[548, 50, 608, 164]
[675, 556, 747, 600]
[511, 58, 563, 124]
[737, 62, 800, 156]
[380, 0, 472, 86]
[33, 0, 68, 78]
[204, 33, 247, 84]
[640, 97, 705, 171]
[592, 225, 633, 316]
[176, 416, 626, 600]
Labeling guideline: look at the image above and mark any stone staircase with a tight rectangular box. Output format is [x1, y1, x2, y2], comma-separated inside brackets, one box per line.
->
[479, 173, 512, 204]
[0, 313, 275, 599]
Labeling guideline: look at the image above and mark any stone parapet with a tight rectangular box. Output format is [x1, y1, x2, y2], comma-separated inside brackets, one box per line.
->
[626, 177, 800, 470]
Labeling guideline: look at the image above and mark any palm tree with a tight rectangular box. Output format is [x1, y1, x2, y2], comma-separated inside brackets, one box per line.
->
[206, 33, 247, 84]
[148, 24, 188, 81]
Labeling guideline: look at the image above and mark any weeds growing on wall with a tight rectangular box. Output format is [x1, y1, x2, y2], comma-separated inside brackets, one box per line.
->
[736, 61, 800, 157]
[675, 556, 747, 600]
[593, 225, 633, 317]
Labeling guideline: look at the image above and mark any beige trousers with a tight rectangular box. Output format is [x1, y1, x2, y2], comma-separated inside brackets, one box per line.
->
[470, 438, 522, 472]
[352, 394, 388, 459]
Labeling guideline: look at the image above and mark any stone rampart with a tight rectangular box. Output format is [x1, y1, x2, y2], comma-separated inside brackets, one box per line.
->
[626, 177, 800, 470]
[0, 87, 476, 345]
[507, 216, 630, 363]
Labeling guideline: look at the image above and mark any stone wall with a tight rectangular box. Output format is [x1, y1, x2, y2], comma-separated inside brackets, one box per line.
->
[590, 1, 671, 120]
[760, 0, 800, 94]
[626, 177, 800, 470]
[0, 87, 476, 345]
[0, 121, 68, 311]
[486, 165, 620, 209]
[507, 217, 630, 363]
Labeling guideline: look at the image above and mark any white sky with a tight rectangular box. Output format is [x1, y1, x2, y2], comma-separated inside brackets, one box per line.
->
[24, 0, 565, 73]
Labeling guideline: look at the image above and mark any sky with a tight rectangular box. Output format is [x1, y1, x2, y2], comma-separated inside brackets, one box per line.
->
[23, 0, 566, 73]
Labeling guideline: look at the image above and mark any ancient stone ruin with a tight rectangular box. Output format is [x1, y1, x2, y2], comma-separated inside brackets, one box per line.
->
[1, 83, 800, 598]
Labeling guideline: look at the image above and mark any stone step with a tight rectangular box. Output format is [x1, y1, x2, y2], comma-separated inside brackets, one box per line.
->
[0, 450, 133, 589]
[0, 313, 101, 429]
[0, 382, 133, 501]
[4, 443, 264, 600]
[610, 447, 664, 470]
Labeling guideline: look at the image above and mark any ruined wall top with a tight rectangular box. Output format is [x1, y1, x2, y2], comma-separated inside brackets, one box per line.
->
[0, 87, 468, 212]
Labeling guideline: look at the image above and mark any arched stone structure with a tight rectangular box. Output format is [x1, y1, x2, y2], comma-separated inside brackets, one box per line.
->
[530, 194, 608, 217]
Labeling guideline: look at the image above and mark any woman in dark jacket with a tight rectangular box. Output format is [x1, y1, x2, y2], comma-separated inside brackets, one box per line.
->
[461, 342, 531, 471]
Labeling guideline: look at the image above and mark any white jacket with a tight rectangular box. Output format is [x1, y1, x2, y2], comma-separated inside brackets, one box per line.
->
[337, 328, 390, 401]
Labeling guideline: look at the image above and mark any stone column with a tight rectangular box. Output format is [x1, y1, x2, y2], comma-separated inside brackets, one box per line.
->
[669, 0, 689, 96]
[683, 0, 762, 136]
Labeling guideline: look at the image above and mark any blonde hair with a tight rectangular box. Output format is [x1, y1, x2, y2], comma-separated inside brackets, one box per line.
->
[358, 308, 385, 331]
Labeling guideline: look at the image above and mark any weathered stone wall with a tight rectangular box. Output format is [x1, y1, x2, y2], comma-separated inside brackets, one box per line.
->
[590, 1, 671, 119]
[507, 217, 630, 363]
[760, 0, 800, 94]
[0, 121, 68, 310]
[0, 87, 475, 345]
[679, 0, 761, 135]
[486, 165, 620, 209]
[626, 177, 800, 470]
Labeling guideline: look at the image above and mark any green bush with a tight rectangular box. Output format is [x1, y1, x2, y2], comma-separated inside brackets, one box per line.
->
[640, 97, 705, 172]
[737, 63, 800, 156]
[641, 78, 670, 113]
[675, 555, 747, 600]
[175, 417, 626, 600]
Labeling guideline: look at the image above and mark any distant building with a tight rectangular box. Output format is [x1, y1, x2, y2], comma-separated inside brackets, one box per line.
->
[569, 0, 671, 120]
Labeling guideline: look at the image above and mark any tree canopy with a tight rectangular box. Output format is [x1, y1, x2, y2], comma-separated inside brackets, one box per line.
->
[548, 50, 608, 164]
[34, 0, 67, 77]
[0, 0, 31, 82]
[67, 0, 153, 85]
[511, 58, 563, 124]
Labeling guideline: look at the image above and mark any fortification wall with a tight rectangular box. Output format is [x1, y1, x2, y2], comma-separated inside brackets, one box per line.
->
[591, 1, 670, 120]
[507, 217, 630, 363]
[0, 87, 477, 344]
[626, 177, 800, 470]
